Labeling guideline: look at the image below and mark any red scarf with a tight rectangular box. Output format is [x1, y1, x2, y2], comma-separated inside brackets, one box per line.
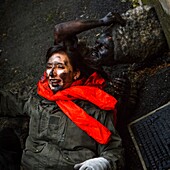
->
[37, 72, 117, 144]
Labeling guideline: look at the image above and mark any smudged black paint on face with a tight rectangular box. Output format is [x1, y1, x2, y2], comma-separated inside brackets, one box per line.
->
[51, 84, 63, 93]
[46, 52, 77, 93]
[59, 70, 72, 82]
[93, 33, 114, 65]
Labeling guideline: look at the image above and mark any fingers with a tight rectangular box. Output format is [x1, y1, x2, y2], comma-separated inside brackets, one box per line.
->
[74, 163, 84, 170]
[74, 164, 93, 170]
[108, 12, 126, 26]
[111, 76, 131, 100]
[113, 13, 126, 26]
[80, 166, 94, 170]
[74, 157, 110, 170]
[113, 78, 129, 91]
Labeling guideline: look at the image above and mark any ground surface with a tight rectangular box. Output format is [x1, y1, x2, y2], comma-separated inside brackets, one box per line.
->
[0, 0, 170, 169]
[0, 0, 131, 89]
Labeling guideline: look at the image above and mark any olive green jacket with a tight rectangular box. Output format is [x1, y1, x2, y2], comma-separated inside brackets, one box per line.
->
[0, 89, 124, 170]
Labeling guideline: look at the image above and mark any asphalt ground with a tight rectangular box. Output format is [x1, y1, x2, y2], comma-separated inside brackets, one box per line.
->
[0, 0, 170, 169]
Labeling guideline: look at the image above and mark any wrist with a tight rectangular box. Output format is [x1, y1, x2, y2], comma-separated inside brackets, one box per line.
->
[99, 18, 107, 26]
[102, 157, 117, 170]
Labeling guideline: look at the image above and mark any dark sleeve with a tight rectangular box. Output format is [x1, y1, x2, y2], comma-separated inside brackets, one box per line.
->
[0, 90, 29, 117]
[97, 109, 125, 169]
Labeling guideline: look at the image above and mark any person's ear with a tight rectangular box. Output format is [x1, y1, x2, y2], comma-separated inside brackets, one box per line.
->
[73, 69, 81, 80]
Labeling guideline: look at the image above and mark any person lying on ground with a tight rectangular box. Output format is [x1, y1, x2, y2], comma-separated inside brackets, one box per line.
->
[0, 43, 125, 170]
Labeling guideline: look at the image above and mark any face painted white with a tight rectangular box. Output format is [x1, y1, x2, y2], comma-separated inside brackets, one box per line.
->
[46, 52, 80, 93]
[56, 69, 64, 76]
[46, 67, 65, 77]
[46, 69, 51, 76]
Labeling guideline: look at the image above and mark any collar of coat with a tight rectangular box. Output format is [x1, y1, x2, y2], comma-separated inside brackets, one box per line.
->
[37, 72, 117, 144]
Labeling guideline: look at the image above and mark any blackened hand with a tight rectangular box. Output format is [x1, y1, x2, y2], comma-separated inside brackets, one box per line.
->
[100, 12, 126, 27]
[112, 77, 130, 100]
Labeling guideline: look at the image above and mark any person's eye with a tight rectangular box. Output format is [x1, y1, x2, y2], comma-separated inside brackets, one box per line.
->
[46, 65, 52, 69]
[57, 64, 65, 69]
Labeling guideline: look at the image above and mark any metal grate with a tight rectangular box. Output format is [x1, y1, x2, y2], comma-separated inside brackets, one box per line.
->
[128, 102, 170, 170]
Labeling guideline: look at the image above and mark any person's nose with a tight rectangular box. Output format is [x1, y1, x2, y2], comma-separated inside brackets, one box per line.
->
[49, 67, 55, 77]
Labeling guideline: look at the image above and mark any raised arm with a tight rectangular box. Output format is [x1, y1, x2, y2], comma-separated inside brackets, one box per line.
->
[54, 12, 126, 44]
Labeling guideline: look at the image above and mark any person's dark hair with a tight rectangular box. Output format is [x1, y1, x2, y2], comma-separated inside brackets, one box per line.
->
[46, 44, 95, 78]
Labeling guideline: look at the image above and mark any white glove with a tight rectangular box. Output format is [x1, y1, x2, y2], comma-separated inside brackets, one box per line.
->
[74, 157, 111, 170]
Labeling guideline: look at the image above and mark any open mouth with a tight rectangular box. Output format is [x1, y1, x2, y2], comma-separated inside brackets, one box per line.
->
[50, 79, 61, 87]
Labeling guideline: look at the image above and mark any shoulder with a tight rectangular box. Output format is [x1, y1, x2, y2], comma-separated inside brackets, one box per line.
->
[75, 100, 113, 118]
